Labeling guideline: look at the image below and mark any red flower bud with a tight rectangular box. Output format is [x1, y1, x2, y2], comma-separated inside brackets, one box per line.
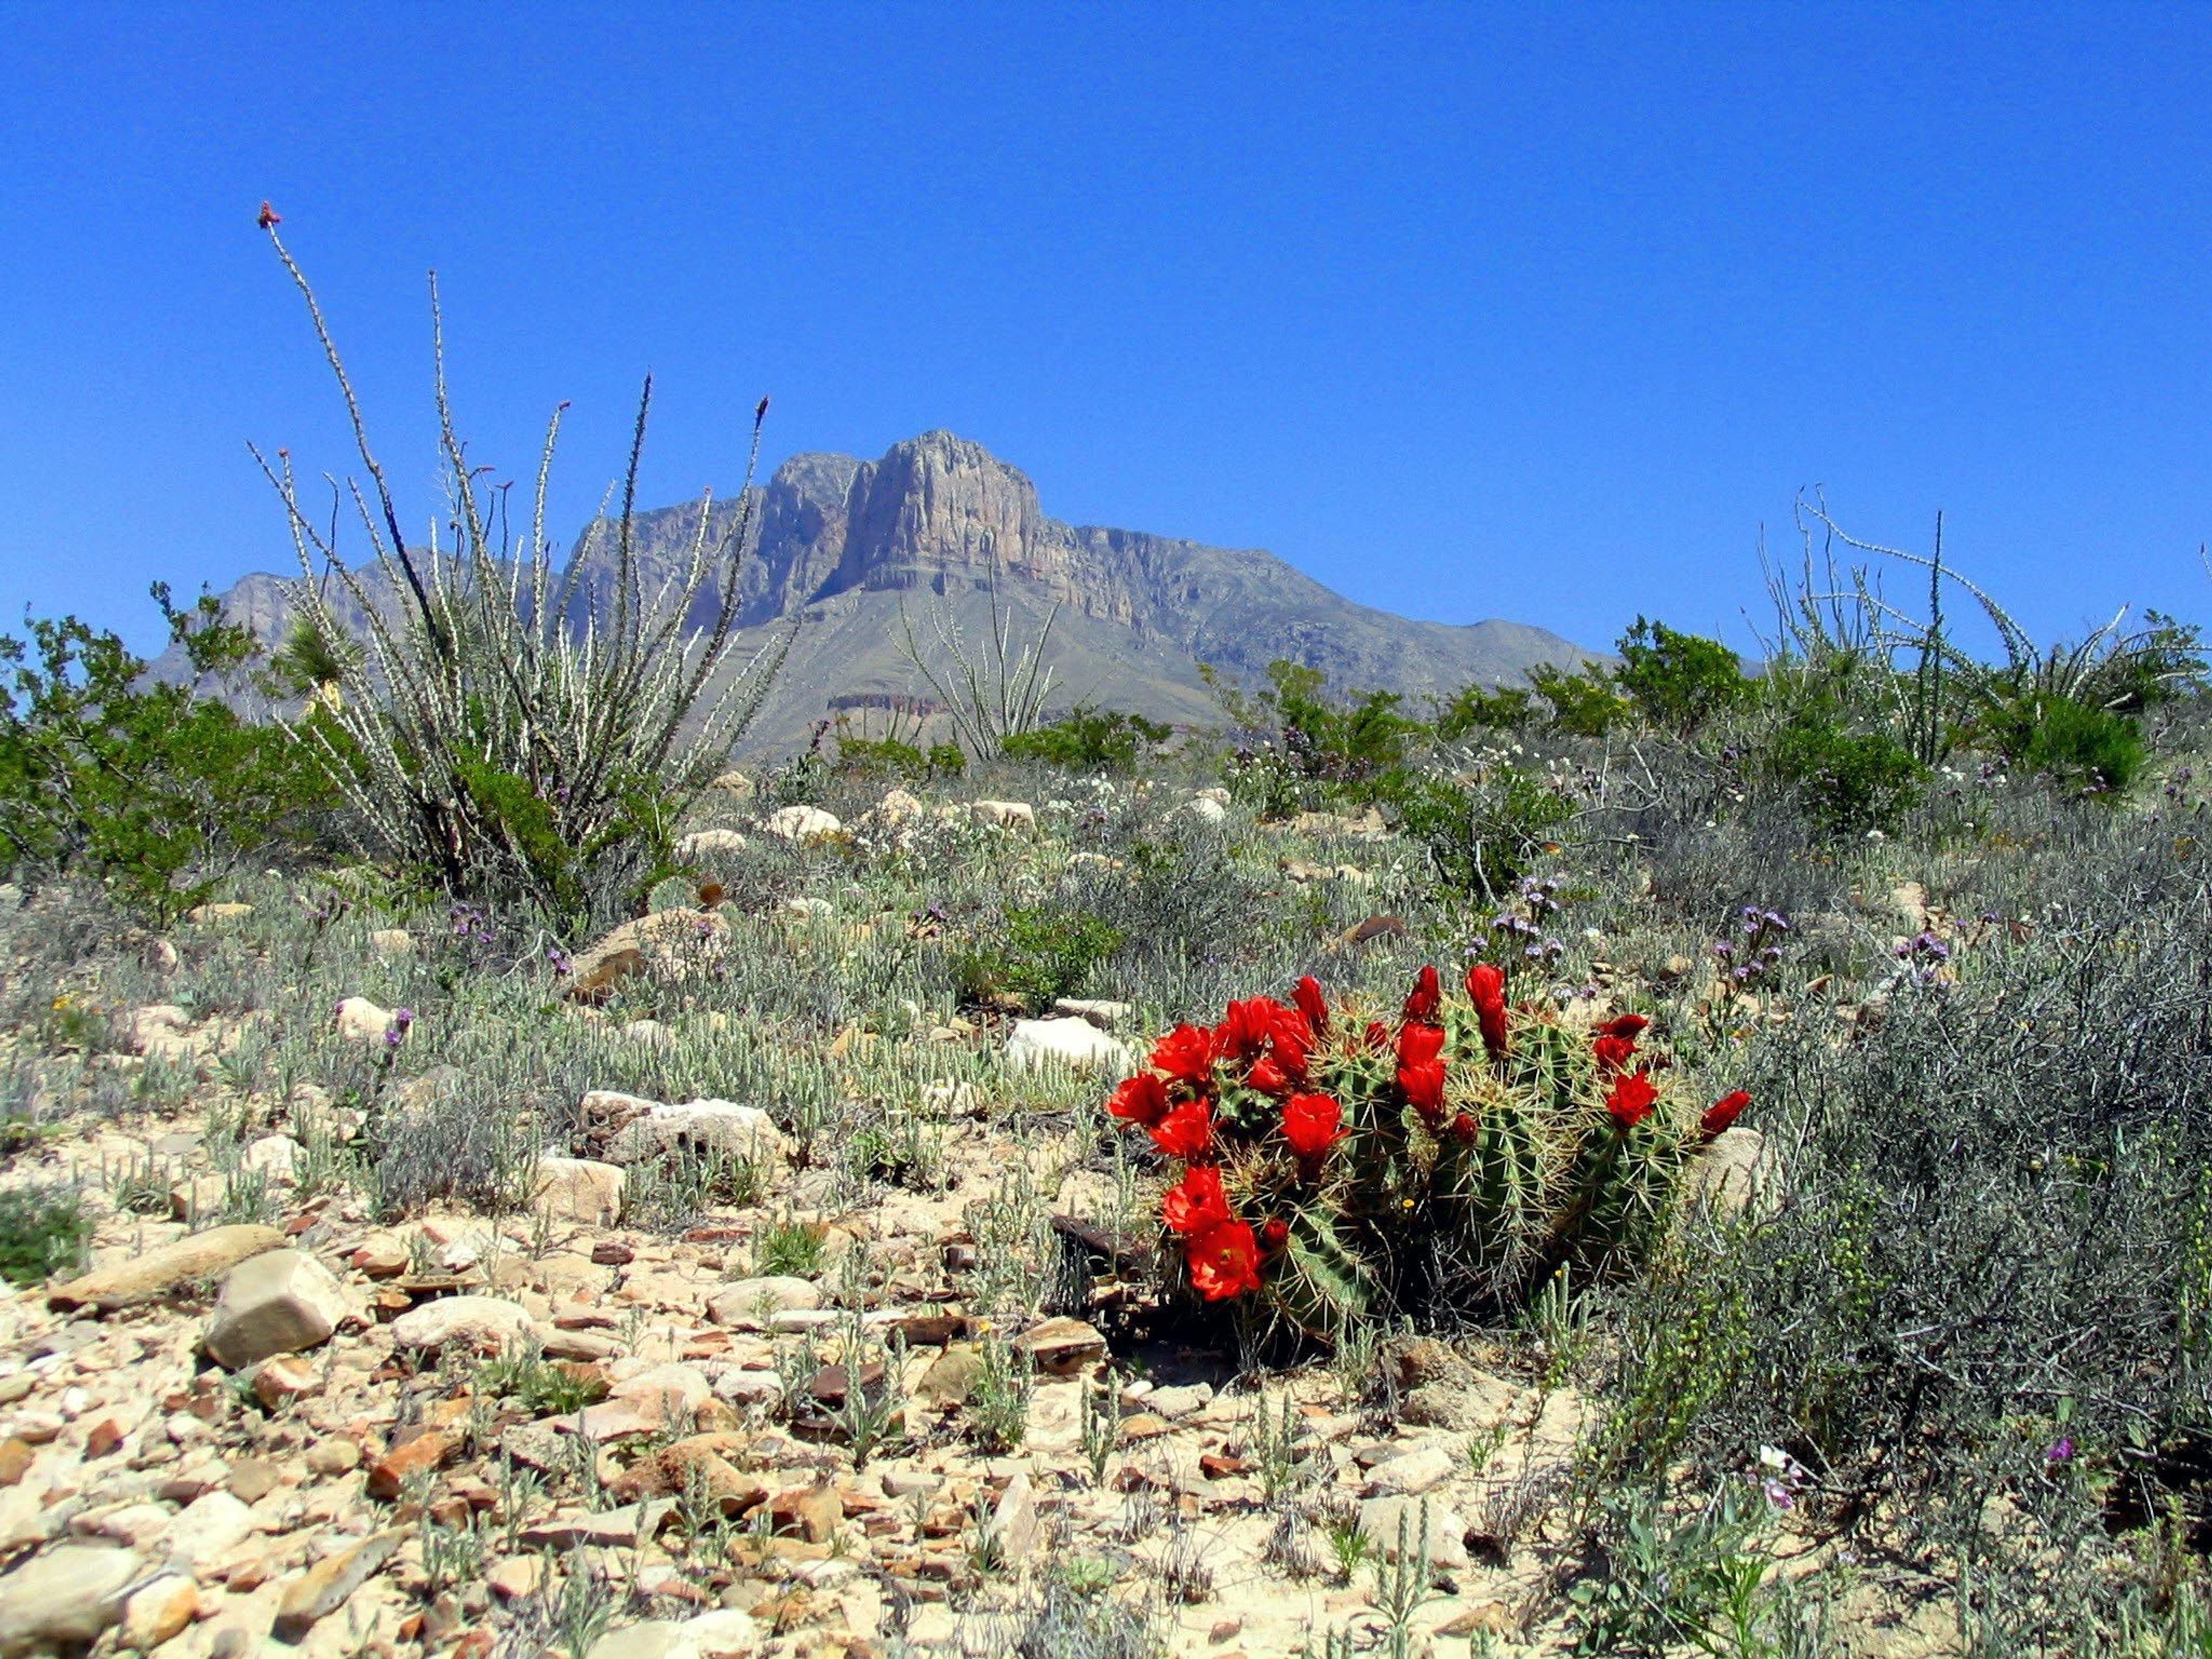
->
[1292, 975, 1330, 1036]
[1595, 1012, 1650, 1040]
[1260, 1217, 1290, 1251]
[1701, 1089, 1751, 1138]
[1403, 964, 1442, 1023]
[1281, 1092, 1346, 1169]
[1592, 1034, 1638, 1075]
[1466, 961, 1510, 1060]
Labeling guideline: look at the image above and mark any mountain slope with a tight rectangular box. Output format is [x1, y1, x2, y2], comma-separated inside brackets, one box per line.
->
[159, 429, 1594, 749]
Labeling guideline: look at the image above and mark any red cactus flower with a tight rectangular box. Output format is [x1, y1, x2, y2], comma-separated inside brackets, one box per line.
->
[1260, 1217, 1290, 1251]
[1267, 1006, 1312, 1081]
[1247, 1055, 1294, 1097]
[1592, 1034, 1638, 1075]
[1595, 1012, 1650, 1040]
[1281, 1091, 1346, 1168]
[1151, 1024, 1219, 1086]
[1403, 964, 1442, 1023]
[1606, 1070, 1658, 1130]
[1701, 1089, 1751, 1138]
[1466, 961, 1510, 1059]
[1217, 997, 1283, 1064]
[1107, 1071, 1171, 1126]
[1186, 1219, 1263, 1300]
[1365, 1020, 1391, 1052]
[1292, 975, 1330, 1036]
[1150, 1100, 1215, 1161]
[1396, 1021, 1448, 1123]
[1162, 1164, 1234, 1234]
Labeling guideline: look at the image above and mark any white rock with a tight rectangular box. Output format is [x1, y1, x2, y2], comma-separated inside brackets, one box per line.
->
[0, 1543, 142, 1656]
[1194, 787, 1231, 806]
[706, 1278, 822, 1328]
[244, 1134, 303, 1184]
[120, 1573, 198, 1649]
[873, 788, 925, 827]
[1362, 1442, 1458, 1497]
[387, 1294, 531, 1354]
[677, 828, 749, 863]
[604, 1099, 787, 1168]
[1184, 796, 1228, 823]
[160, 1489, 257, 1569]
[762, 805, 842, 844]
[203, 1250, 351, 1370]
[969, 799, 1036, 832]
[1005, 1017, 1136, 1080]
[127, 1005, 192, 1054]
[1357, 1495, 1469, 1567]
[707, 770, 756, 801]
[368, 928, 414, 957]
[783, 896, 833, 919]
[331, 996, 392, 1046]
[1690, 1127, 1782, 1218]
[609, 1363, 712, 1418]
[533, 1158, 626, 1226]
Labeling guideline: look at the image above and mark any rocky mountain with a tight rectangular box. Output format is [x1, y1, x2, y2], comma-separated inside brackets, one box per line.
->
[162, 430, 1594, 749]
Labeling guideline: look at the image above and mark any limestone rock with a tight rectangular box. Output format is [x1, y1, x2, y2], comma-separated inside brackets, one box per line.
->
[270, 1527, 406, 1642]
[707, 770, 755, 801]
[121, 1573, 198, 1650]
[990, 1471, 1043, 1559]
[533, 1157, 626, 1226]
[705, 1277, 821, 1328]
[332, 996, 392, 1045]
[1690, 1127, 1782, 1217]
[566, 908, 730, 1001]
[0, 1543, 142, 1656]
[1005, 1017, 1135, 1078]
[127, 1004, 192, 1055]
[1184, 795, 1227, 823]
[387, 1295, 531, 1354]
[604, 1098, 787, 1168]
[203, 1249, 351, 1369]
[1357, 1496, 1469, 1568]
[677, 828, 749, 863]
[762, 805, 842, 844]
[1012, 1316, 1106, 1374]
[50, 1224, 285, 1313]
[368, 927, 414, 956]
[969, 800, 1036, 832]
[161, 1489, 257, 1569]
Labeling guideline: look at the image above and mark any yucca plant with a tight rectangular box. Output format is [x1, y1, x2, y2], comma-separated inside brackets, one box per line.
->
[249, 213, 792, 929]
[1103, 962, 1744, 1339]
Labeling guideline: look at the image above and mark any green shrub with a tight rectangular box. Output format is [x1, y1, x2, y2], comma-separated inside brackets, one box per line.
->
[2005, 694, 2147, 793]
[1208, 660, 1422, 785]
[952, 905, 1124, 1012]
[926, 742, 967, 779]
[1369, 764, 1574, 898]
[0, 1184, 90, 1286]
[1762, 715, 1922, 836]
[1614, 617, 1748, 734]
[1530, 662, 1633, 737]
[0, 589, 338, 923]
[834, 733, 929, 781]
[1002, 705, 1171, 772]
[1434, 682, 1535, 739]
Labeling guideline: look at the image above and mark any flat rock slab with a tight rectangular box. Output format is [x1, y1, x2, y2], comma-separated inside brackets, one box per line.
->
[49, 1225, 285, 1313]
[203, 1248, 351, 1370]
[271, 1527, 406, 1642]
[0, 1543, 145, 1656]
[386, 1294, 531, 1353]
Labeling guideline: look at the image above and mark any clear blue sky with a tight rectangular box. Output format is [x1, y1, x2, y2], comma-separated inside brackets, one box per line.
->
[3, 3, 2208, 661]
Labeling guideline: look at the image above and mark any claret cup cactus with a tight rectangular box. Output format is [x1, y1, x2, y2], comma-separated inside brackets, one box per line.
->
[1105, 962, 1748, 1338]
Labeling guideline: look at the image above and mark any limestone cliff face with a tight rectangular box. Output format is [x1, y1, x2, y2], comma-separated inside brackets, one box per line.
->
[160, 427, 1596, 745]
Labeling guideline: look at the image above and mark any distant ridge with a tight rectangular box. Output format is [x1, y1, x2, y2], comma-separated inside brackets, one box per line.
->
[160, 430, 1596, 748]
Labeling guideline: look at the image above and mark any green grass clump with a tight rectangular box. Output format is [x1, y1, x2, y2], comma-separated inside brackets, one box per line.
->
[0, 1184, 91, 1286]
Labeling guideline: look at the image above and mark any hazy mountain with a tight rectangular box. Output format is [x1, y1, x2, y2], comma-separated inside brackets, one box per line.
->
[158, 429, 1596, 749]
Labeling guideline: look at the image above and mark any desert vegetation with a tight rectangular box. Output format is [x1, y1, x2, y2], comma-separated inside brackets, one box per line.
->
[4, 247, 2212, 1659]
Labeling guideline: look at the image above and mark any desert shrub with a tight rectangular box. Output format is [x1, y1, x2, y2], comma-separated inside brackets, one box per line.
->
[1102, 963, 1746, 1338]
[1531, 662, 1633, 738]
[1994, 692, 2148, 794]
[952, 904, 1124, 1013]
[1002, 705, 1172, 773]
[1613, 617, 1748, 735]
[1369, 763, 1575, 900]
[253, 221, 786, 931]
[834, 732, 929, 782]
[0, 1183, 91, 1286]
[1434, 681, 1535, 738]
[362, 1079, 538, 1217]
[1210, 660, 1423, 791]
[1592, 821, 2212, 1641]
[0, 590, 338, 922]
[1762, 714, 1923, 836]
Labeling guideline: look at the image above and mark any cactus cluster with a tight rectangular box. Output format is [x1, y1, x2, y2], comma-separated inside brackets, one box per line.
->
[1105, 961, 1751, 1336]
